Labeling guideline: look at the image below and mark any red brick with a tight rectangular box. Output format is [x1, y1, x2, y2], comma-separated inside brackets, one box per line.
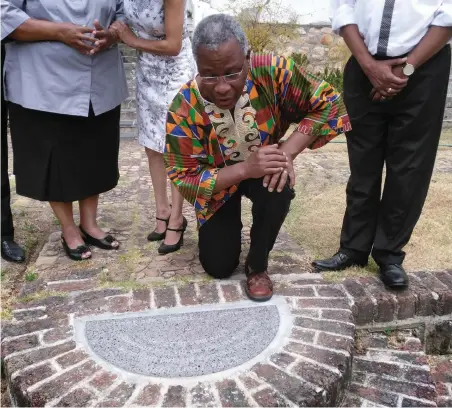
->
[349, 384, 398, 407]
[2, 317, 67, 339]
[438, 397, 452, 407]
[295, 298, 349, 309]
[89, 371, 117, 391]
[354, 358, 402, 378]
[402, 397, 436, 407]
[292, 279, 325, 286]
[285, 342, 350, 375]
[367, 376, 436, 401]
[438, 291, 452, 315]
[131, 289, 150, 311]
[316, 286, 345, 298]
[321, 309, 353, 322]
[14, 294, 67, 310]
[352, 371, 366, 384]
[216, 380, 249, 407]
[198, 283, 219, 304]
[58, 388, 94, 407]
[294, 316, 354, 337]
[133, 384, 162, 406]
[342, 278, 367, 297]
[341, 393, 364, 407]
[153, 286, 176, 308]
[220, 284, 243, 302]
[290, 327, 316, 343]
[108, 296, 130, 313]
[274, 284, 315, 297]
[74, 298, 109, 316]
[97, 382, 136, 407]
[42, 326, 72, 344]
[73, 289, 123, 303]
[270, 352, 296, 369]
[253, 364, 323, 406]
[394, 290, 416, 320]
[412, 272, 448, 292]
[6, 341, 75, 374]
[56, 349, 89, 369]
[252, 388, 288, 407]
[13, 308, 47, 321]
[317, 332, 353, 352]
[2, 334, 39, 357]
[162, 385, 186, 407]
[343, 279, 376, 324]
[238, 374, 260, 390]
[29, 361, 99, 406]
[291, 309, 321, 318]
[178, 284, 199, 306]
[367, 350, 428, 366]
[434, 271, 452, 289]
[47, 279, 96, 292]
[190, 384, 217, 407]
[403, 367, 434, 384]
[409, 280, 436, 316]
[362, 279, 396, 322]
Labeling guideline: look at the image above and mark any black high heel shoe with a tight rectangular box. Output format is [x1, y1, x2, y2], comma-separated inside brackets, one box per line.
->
[61, 235, 92, 261]
[79, 226, 120, 250]
[147, 216, 170, 241]
[158, 217, 188, 255]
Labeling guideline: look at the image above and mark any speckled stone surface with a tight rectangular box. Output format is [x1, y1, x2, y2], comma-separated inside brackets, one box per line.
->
[85, 306, 280, 378]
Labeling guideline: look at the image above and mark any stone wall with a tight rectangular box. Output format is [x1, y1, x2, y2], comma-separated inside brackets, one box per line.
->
[119, 24, 452, 135]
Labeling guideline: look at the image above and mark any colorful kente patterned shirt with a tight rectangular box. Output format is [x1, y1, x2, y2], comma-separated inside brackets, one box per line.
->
[164, 53, 351, 227]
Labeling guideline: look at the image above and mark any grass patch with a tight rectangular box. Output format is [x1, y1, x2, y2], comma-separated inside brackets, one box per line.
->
[25, 271, 38, 282]
[18, 290, 67, 303]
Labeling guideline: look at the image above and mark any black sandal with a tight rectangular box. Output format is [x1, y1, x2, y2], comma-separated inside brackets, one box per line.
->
[79, 226, 120, 250]
[147, 216, 170, 241]
[61, 235, 92, 261]
[158, 217, 188, 255]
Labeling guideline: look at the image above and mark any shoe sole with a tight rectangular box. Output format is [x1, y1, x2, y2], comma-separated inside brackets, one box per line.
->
[312, 263, 368, 272]
[1, 254, 25, 263]
[244, 285, 273, 302]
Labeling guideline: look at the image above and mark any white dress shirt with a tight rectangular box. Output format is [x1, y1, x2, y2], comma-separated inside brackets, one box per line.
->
[331, 0, 452, 56]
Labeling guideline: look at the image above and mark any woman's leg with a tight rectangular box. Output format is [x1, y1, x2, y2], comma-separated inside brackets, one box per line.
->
[146, 147, 171, 233]
[164, 184, 185, 245]
[79, 195, 119, 248]
[49, 201, 91, 258]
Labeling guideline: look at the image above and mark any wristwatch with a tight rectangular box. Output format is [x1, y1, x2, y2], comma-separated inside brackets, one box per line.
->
[402, 63, 415, 76]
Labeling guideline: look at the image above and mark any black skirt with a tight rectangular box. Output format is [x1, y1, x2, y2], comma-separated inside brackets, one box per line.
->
[8, 103, 120, 202]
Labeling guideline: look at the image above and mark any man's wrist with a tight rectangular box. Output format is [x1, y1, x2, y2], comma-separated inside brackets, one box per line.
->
[236, 162, 249, 181]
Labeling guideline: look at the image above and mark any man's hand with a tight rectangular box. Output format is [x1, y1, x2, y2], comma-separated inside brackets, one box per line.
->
[56, 22, 97, 55]
[262, 149, 295, 192]
[243, 145, 288, 180]
[364, 58, 409, 98]
[370, 64, 408, 101]
[109, 21, 137, 48]
[90, 19, 118, 55]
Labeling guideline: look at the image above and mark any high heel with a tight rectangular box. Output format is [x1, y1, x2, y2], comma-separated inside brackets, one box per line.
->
[147, 216, 170, 241]
[61, 235, 92, 261]
[158, 217, 188, 255]
[79, 226, 120, 250]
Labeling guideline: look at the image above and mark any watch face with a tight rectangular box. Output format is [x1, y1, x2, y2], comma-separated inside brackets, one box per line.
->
[403, 63, 415, 76]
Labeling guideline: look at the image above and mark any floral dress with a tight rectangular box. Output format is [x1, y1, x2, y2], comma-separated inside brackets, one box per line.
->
[124, 0, 196, 152]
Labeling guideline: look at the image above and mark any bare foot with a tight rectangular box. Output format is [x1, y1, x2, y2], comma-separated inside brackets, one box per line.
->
[62, 225, 91, 259]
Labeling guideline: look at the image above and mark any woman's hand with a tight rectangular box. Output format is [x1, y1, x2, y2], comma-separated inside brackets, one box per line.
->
[56, 22, 97, 54]
[90, 19, 118, 55]
[110, 21, 137, 48]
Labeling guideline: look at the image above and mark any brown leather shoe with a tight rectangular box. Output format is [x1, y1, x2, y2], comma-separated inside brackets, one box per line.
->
[245, 272, 273, 302]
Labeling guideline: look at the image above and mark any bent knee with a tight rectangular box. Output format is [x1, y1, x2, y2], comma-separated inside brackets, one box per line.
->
[199, 257, 239, 279]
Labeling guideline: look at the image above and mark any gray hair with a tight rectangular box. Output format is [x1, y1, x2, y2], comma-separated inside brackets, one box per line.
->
[192, 14, 249, 61]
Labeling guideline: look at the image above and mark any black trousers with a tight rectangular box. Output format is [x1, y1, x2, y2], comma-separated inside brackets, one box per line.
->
[199, 177, 295, 278]
[340, 45, 451, 265]
[1, 43, 14, 240]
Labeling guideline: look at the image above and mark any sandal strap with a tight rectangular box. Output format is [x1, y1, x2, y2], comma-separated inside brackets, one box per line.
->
[156, 216, 170, 223]
[167, 226, 186, 232]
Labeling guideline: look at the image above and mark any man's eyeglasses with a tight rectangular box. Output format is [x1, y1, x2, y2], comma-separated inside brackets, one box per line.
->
[199, 62, 246, 85]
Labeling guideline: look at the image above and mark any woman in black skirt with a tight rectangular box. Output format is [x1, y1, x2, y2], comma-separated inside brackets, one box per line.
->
[2, 0, 129, 261]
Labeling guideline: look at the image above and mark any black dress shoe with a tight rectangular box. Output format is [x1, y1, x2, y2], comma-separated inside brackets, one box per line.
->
[379, 264, 408, 290]
[312, 251, 367, 272]
[1, 239, 25, 263]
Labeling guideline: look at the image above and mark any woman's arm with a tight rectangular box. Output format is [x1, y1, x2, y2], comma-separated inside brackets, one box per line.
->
[113, 0, 185, 56]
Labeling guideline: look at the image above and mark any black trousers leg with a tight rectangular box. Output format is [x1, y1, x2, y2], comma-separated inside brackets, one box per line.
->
[242, 178, 295, 273]
[198, 191, 242, 279]
[372, 46, 451, 265]
[339, 56, 387, 263]
[1, 43, 14, 240]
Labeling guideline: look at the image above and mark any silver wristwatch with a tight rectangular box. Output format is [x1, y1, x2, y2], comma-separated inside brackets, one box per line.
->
[402, 63, 415, 76]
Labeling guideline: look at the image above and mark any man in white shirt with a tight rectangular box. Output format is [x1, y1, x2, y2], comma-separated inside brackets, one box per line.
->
[313, 1, 452, 289]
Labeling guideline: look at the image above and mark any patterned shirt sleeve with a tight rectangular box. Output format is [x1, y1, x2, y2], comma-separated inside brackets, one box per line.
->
[164, 91, 218, 217]
[277, 56, 351, 149]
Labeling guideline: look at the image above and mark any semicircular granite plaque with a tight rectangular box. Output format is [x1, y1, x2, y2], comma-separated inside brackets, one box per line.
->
[84, 305, 280, 377]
